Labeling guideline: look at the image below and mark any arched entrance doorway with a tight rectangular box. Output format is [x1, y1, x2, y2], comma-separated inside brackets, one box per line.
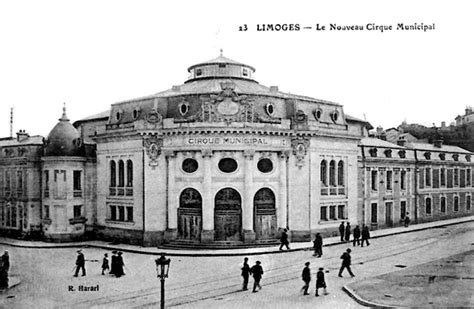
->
[254, 188, 277, 240]
[178, 188, 202, 241]
[214, 188, 242, 241]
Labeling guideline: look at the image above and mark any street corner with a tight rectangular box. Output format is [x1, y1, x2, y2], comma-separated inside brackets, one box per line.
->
[342, 282, 389, 308]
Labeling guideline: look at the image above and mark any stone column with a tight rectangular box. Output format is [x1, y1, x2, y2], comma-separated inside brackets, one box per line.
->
[278, 151, 289, 230]
[200, 149, 214, 243]
[164, 150, 177, 241]
[243, 150, 256, 242]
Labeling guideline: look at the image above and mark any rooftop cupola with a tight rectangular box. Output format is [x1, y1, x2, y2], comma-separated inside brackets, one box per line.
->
[186, 50, 257, 83]
[44, 104, 82, 156]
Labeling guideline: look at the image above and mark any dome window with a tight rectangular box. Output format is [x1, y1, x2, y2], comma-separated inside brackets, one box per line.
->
[313, 108, 323, 120]
[266, 103, 275, 117]
[115, 110, 123, 121]
[242, 68, 248, 77]
[331, 111, 339, 123]
[218, 158, 238, 173]
[182, 158, 198, 173]
[218, 64, 226, 68]
[257, 158, 273, 173]
[132, 109, 140, 120]
[196, 68, 202, 76]
[179, 102, 190, 116]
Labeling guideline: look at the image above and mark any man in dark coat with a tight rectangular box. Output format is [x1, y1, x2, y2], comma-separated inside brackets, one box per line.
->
[0, 251, 9, 288]
[313, 233, 323, 257]
[101, 253, 109, 275]
[344, 222, 351, 242]
[339, 222, 345, 241]
[361, 224, 371, 247]
[1, 251, 9, 272]
[115, 251, 125, 278]
[110, 250, 118, 275]
[250, 261, 264, 292]
[74, 250, 86, 277]
[315, 267, 328, 296]
[352, 225, 361, 246]
[301, 262, 311, 295]
[338, 248, 355, 278]
[241, 257, 251, 290]
[279, 229, 290, 250]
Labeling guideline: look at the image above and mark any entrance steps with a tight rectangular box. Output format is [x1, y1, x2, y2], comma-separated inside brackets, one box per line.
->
[160, 239, 279, 250]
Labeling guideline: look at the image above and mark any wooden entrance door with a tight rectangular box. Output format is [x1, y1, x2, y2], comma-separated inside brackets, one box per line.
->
[254, 188, 277, 240]
[214, 188, 242, 241]
[178, 188, 202, 241]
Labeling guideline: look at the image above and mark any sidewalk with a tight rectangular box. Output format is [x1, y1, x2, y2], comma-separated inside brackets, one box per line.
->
[0, 216, 472, 257]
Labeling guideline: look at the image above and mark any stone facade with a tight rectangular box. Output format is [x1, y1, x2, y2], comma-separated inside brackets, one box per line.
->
[0, 54, 472, 246]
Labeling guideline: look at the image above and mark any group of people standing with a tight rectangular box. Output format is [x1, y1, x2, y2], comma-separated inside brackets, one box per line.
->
[302, 262, 328, 297]
[74, 249, 125, 278]
[339, 222, 371, 247]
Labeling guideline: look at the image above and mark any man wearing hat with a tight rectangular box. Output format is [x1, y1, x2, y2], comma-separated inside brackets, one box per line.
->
[315, 267, 328, 296]
[250, 261, 264, 292]
[110, 250, 118, 275]
[74, 249, 86, 277]
[338, 248, 355, 278]
[241, 257, 251, 290]
[101, 253, 109, 275]
[301, 262, 311, 295]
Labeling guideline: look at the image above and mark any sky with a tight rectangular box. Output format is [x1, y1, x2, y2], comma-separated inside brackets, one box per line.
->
[0, 0, 473, 138]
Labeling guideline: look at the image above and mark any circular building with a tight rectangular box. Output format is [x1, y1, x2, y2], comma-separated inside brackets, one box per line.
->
[93, 53, 369, 246]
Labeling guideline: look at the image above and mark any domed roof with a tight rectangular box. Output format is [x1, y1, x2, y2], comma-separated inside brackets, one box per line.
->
[44, 105, 82, 156]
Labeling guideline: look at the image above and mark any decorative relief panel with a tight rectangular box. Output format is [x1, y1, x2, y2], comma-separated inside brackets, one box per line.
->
[291, 136, 310, 167]
[143, 135, 163, 168]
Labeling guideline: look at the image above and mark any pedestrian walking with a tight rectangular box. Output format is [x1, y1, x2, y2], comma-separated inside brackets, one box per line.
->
[404, 213, 411, 227]
[0, 251, 9, 288]
[241, 257, 251, 290]
[110, 250, 118, 275]
[313, 233, 323, 257]
[101, 253, 109, 275]
[301, 262, 311, 295]
[74, 249, 86, 277]
[1, 251, 9, 272]
[339, 221, 345, 242]
[115, 251, 125, 278]
[279, 228, 290, 250]
[352, 225, 361, 246]
[250, 261, 264, 293]
[361, 224, 370, 247]
[338, 248, 355, 278]
[344, 222, 351, 242]
[315, 267, 328, 296]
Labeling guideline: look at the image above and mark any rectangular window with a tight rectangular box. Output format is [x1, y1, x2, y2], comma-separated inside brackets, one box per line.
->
[337, 205, 345, 219]
[371, 203, 378, 223]
[440, 197, 446, 214]
[467, 168, 471, 187]
[110, 205, 117, 221]
[467, 196, 471, 211]
[447, 169, 453, 188]
[44, 170, 50, 197]
[16, 171, 23, 195]
[126, 207, 133, 222]
[118, 206, 125, 221]
[329, 205, 336, 220]
[5, 171, 11, 194]
[460, 169, 466, 188]
[320, 206, 327, 221]
[454, 197, 459, 212]
[371, 170, 378, 191]
[196, 68, 202, 76]
[400, 201, 407, 219]
[419, 168, 424, 189]
[11, 206, 16, 227]
[386, 170, 393, 191]
[242, 68, 248, 76]
[425, 168, 431, 187]
[454, 168, 459, 187]
[433, 169, 440, 188]
[400, 170, 406, 190]
[73, 205, 82, 218]
[440, 168, 446, 187]
[73, 171, 82, 191]
[44, 205, 50, 219]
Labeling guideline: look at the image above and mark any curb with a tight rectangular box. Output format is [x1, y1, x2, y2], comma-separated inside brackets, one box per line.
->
[0, 217, 472, 257]
[342, 285, 391, 308]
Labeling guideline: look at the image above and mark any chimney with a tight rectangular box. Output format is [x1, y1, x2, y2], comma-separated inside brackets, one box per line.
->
[270, 86, 279, 93]
[441, 121, 446, 129]
[16, 129, 29, 142]
[397, 136, 406, 146]
[433, 139, 443, 148]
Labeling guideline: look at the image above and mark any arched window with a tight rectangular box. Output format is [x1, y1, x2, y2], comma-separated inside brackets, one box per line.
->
[425, 197, 432, 215]
[320, 160, 327, 186]
[337, 161, 344, 186]
[329, 160, 336, 186]
[126, 160, 133, 187]
[110, 161, 116, 187]
[118, 160, 125, 187]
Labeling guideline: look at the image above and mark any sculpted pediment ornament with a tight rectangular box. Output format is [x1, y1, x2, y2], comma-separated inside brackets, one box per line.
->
[291, 136, 310, 167]
[143, 135, 163, 168]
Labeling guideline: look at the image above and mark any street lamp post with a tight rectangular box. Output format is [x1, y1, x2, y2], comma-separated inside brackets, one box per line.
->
[155, 253, 171, 309]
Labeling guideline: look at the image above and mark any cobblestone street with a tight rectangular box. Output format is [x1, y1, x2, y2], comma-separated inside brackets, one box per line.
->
[0, 221, 472, 308]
